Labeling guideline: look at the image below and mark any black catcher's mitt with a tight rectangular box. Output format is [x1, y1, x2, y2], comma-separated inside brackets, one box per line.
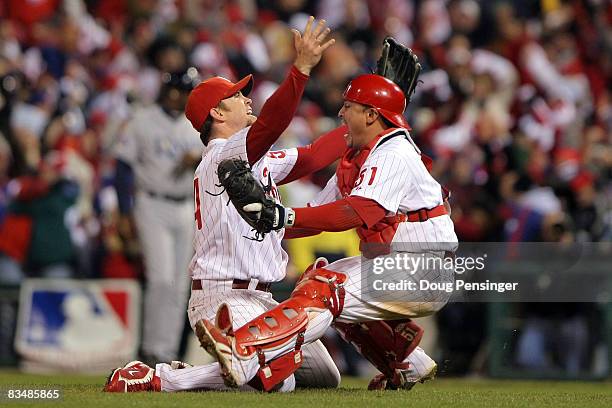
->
[217, 158, 278, 240]
[375, 37, 422, 103]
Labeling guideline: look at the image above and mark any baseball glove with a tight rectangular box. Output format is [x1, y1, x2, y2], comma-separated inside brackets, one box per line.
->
[375, 36, 422, 103]
[216, 158, 279, 241]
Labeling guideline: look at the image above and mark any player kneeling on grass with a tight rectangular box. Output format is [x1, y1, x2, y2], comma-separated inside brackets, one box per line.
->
[196, 39, 458, 391]
[104, 17, 343, 394]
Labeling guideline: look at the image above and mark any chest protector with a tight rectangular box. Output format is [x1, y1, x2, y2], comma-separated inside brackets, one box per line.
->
[335, 133, 400, 250]
[335, 130, 437, 252]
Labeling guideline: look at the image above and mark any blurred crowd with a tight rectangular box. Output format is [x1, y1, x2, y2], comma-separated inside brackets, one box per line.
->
[0, 0, 610, 374]
[1, 0, 610, 280]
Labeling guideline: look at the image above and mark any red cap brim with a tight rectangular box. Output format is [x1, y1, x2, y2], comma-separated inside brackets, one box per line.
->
[222, 74, 254, 99]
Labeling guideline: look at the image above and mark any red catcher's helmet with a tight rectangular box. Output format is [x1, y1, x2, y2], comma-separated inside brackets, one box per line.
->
[343, 74, 409, 129]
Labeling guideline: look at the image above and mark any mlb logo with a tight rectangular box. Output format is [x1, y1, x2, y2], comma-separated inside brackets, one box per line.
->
[15, 279, 141, 373]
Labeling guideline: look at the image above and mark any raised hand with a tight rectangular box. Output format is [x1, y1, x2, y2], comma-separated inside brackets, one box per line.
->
[291, 16, 335, 76]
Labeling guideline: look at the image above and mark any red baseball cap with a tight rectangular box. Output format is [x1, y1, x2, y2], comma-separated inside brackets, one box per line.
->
[185, 74, 254, 131]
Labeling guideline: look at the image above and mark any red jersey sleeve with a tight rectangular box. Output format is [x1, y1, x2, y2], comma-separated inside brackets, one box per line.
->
[246, 66, 309, 165]
[292, 196, 386, 232]
[283, 228, 322, 239]
[278, 125, 348, 185]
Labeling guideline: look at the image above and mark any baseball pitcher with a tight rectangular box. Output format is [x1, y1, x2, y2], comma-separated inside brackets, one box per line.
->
[105, 16, 343, 393]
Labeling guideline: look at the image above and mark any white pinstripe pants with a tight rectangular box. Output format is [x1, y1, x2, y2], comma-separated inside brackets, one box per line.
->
[222, 252, 452, 385]
[155, 284, 340, 392]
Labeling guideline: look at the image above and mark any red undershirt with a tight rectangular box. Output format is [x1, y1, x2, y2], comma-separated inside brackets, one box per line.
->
[245, 65, 308, 165]
[243, 66, 347, 182]
[280, 125, 347, 185]
[291, 196, 387, 233]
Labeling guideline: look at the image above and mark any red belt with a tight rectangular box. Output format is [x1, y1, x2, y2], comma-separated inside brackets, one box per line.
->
[396, 204, 447, 223]
[191, 279, 272, 292]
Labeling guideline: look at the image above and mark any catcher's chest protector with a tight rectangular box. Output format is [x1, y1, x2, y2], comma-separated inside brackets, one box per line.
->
[336, 134, 385, 197]
[336, 133, 403, 247]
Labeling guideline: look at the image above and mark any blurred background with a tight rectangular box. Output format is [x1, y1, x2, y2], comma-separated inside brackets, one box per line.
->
[0, 0, 610, 380]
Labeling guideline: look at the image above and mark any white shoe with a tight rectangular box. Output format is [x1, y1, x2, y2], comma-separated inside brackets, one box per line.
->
[400, 362, 437, 390]
[400, 347, 438, 390]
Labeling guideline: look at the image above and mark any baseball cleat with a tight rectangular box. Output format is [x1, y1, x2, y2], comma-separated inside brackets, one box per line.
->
[170, 360, 193, 370]
[400, 362, 438, 390]
[103, 360, 161, 392]
[195, 318, 240, 388]
[215, 303, 234, 336]
[368, 362, 437, 391]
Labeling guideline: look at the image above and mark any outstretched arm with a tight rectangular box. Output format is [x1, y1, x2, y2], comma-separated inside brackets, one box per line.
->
[245, 66, 308, 165]
[278, 125, 348, 185]
[246, 17, 335, 165]
[289, 196, 387, 232]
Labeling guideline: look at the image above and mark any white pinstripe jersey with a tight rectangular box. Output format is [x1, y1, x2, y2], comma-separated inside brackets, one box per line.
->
[189, 127, 299, 282]
[310, 128, 458, 251]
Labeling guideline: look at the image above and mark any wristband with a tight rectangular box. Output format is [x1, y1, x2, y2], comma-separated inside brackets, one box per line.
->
[284, 208, 295, 228]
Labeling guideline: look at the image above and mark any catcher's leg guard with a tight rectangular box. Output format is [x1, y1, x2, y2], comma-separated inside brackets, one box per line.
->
[304, 257, 329, 273]
[334, 319, 424, 389]
[229, 268, 346, 389]
[233, 268, 346, 357]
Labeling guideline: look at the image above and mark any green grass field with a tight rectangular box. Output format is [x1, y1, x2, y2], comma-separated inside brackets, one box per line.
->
[1, 370, 611, 408]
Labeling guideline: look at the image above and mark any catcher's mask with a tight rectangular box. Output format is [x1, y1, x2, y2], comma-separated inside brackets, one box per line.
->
[343, 74, 408, 129]
[185, 74, 254, 131]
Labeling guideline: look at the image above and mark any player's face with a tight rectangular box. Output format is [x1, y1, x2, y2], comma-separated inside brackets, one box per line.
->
[338, 101, 369, 148]
[218, 91, 256, 130]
